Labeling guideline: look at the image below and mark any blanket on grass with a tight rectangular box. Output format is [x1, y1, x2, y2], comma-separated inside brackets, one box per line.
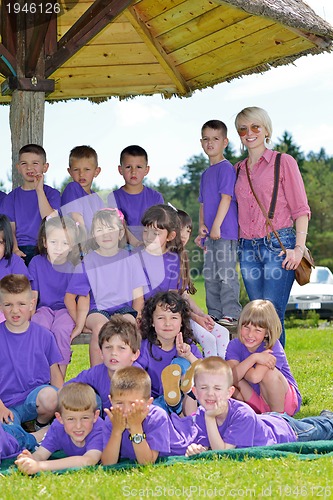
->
[1, 440, 333, 476]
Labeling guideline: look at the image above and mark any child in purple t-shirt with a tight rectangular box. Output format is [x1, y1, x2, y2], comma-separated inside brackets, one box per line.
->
[138, 291, 202, 417]
[61, 145, 104, 234]
[171, 357, 333, 456]
[107, 145, 164, 247]
[67, 316, 141, 418]
[197, 120, 241, 326]
[102, 367, 194, 464]
[65, 208, 146, 367]
[0, 274, 63, 429]
[225, 300, 301, 416]
[1, 144, 61, 265]
[0, 214, 31, 323]
[29, 215, 85, 377]
[15, 383, 104, 474]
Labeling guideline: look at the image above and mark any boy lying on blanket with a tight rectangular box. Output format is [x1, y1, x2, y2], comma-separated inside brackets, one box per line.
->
[15, 383, 103, 474]
[168, 357, 333, 455]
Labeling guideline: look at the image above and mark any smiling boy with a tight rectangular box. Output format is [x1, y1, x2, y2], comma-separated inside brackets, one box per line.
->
[15, 383, 104, 474]
[1, 144, 61, 265]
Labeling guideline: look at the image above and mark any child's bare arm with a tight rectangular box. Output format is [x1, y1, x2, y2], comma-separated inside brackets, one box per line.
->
[227, 351, 276, 385]
[10, 222, 26, 257]
[101, 406, 126, 465]
[210, 194, 231, 240]
[34, 174, 57, 219]
[132, 287, 144, 321]
[126, 399, 158, 465]
[50, 363, 64, 389]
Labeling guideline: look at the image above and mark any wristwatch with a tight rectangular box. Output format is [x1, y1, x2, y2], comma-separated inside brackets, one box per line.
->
[129, 432, 146, 444]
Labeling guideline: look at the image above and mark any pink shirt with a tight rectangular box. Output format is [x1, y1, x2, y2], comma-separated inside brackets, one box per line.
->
[235, 150, 310, 239]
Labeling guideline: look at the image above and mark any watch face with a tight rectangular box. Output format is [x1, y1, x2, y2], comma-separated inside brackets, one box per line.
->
[132, 433, 144, 444]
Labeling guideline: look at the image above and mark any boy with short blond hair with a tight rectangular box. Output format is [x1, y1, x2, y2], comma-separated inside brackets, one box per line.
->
[15, 383, 104, 474]
[107, 145, 164, 246]
[2, 144, 61, 265]
[198, 120, 241, 326]
[67, 315, 141, 417]
[61, 145, 104, 233]
[0, 274, 63, 430]
[174, 357, 333, 456]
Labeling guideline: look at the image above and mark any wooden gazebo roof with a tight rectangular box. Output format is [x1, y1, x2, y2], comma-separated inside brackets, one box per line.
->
[0, 0, 332, 102]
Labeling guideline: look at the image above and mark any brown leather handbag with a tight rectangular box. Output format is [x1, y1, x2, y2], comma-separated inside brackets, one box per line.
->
[245, 153, 314, 286]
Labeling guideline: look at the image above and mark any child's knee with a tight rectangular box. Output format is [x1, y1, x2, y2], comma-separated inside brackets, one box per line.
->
[36, 387, 58, 412]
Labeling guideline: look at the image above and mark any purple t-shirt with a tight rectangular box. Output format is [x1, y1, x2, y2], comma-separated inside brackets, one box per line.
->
[41, 417, 104, 455]
[0, 322, 63, 407]
[225, 338, 302, 412]
[198, 160, 238, 240]
[137, 250, 181, 300]
[103, 404, 172, 459]
[137, 339, 202, 398]
[29, 255, 74, 310]
[1, 186, 61, 246]
[0, 191, 7, 211]
[67, 249, 147, 313]
[108, 186, 164, 240]
[0, 424, 22, 461]
[0, 254, 31, 280]
[68, 361, 142, 418]
[174, 399, 296, 448]
[61, 182, 105, 233]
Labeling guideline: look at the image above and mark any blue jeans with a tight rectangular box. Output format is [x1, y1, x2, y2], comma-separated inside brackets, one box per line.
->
[9, 384, 57, 425]
[280, 414, 333, 441]
[238, 228, 296, 347]
[2, 423, 38, 451]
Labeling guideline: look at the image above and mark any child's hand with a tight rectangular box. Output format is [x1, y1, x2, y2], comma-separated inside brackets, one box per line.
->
[0, 404, 14, 424]
[13, 248, 26, 259]
[209, 223, 221, 241]
[198, 224, 208, 238]
[105, 406, 127, 433]
[126, 399, 151, 430]
[199, 314, 215, 331]
[33, 172, 45, 192]
[176, 332, 191, 358]
[185, 443, 208, 457]
[194, 235, 204, 249]
[16, 449, 33, 460]
[15, 456, 40, 475]
[205, 399, 228, 419]
[255, 350, 276, 370]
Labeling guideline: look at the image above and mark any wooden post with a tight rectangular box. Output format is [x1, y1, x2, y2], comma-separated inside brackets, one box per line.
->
[9, 90, 45, 188]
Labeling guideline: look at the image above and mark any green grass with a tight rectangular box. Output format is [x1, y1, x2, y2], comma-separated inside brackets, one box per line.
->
[2, 284, 333, 498]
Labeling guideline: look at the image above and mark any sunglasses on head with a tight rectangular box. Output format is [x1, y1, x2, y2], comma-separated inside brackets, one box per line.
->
[237, 124, 262, 137]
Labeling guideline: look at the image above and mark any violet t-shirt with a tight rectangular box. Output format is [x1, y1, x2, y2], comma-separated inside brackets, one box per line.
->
[41, 417, 104, 455]
[0, 322, 63, 407]
[198, 160, 238, 240]
[225, 338, 302, 412]
[0, 191, 7, 211]
[29, 255, 74, 310]
[137, 339, 202, 398]
[108, 186, 164, 240]
[1, 186, 61, 246]
[61, 182, 105, 233]
[175, 399, 296, 448]
[67, 361, 142, 418]
[0, 424, 22, 461]
[67, 249, 147, 312]
[0, 254, 31, 280]
[137, 250, 181, 300]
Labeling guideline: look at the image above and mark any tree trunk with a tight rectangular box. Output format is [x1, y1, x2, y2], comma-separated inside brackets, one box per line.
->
[9, 90, 45, 188]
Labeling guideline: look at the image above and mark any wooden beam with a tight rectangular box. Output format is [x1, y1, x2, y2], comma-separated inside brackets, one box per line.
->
[0, 1, 17, 56]
[45, 0, 135, 77]
[1, 76, 55, 95]
[25, 11, 57, 77]
[124, 7, 192, 96]
[0, 43, 17, 77]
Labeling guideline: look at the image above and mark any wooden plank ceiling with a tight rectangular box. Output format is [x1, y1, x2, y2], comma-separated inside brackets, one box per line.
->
[0, 0, 332, 102]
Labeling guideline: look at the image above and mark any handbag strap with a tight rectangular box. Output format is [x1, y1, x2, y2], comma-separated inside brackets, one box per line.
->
[245, 153, 286, 253]
[268, 152, 281, 219]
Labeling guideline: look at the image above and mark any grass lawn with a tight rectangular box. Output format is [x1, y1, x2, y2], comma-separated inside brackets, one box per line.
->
[2, 280, 333, 498]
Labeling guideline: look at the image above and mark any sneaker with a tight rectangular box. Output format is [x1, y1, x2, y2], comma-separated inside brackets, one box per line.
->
[34, 419, 51, 431]
[217, 316, 238, 327]
[320, 410, 333, 420]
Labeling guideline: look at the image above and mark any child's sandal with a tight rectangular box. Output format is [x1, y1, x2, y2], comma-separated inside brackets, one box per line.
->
[161, 364, 182, 406]
[180, 359, 202, 394]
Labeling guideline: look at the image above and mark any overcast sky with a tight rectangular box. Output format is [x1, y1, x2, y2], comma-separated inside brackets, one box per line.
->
[0, 0, 332, 191]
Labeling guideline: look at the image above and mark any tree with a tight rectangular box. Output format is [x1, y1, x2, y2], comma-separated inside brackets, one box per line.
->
[275, 131, 305, 170]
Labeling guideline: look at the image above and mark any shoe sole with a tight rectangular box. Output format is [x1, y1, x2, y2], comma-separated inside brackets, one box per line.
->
[180, 359, 202, 394]
[161, 364, 181, 406]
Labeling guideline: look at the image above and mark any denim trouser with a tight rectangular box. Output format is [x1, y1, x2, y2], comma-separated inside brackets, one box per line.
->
[237, 228, 296, 347]
[203, 238, 241, 320]
[280, 414, 333, 441]
[2, 423, 38, 451]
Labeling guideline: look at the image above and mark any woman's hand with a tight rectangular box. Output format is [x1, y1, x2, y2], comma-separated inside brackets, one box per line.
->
[280, 247, 303, 270]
